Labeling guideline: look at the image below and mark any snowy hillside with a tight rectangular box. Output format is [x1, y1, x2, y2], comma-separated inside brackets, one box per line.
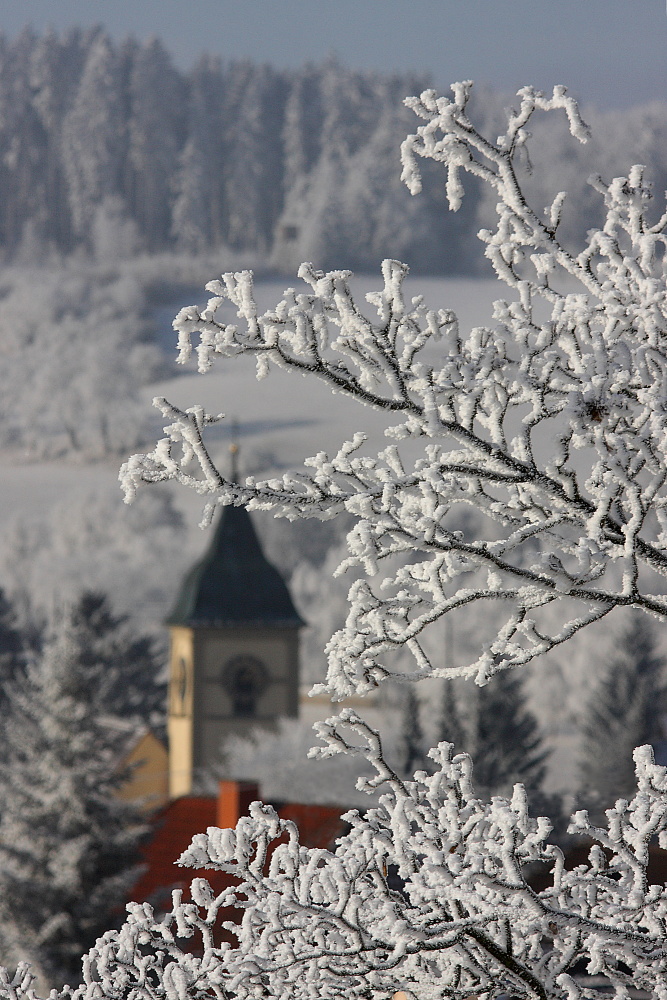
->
[0, 270, 503, 625]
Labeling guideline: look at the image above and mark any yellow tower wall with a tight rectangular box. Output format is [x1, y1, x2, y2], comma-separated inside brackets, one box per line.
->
[168, 626, 195, 798]
[167, 623, 300, 798]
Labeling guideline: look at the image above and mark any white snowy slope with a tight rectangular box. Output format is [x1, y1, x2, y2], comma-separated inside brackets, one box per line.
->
[0, 273, 499, 611]
[149, 274, 504, 498]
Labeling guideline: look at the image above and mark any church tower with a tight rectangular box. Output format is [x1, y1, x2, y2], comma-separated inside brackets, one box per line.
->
[166, 502, 303, 799]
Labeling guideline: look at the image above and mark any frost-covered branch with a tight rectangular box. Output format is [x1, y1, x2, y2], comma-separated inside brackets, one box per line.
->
[120, 82, 667, 695]
[11, 716, 667, 1000]
[5, 77, 667, 1000]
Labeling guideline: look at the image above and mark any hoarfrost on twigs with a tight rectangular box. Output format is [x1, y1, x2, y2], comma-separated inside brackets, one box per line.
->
[120, 81, 667, 698]
[11, 714, 667, 1000]
[10, 77, 667, 1000]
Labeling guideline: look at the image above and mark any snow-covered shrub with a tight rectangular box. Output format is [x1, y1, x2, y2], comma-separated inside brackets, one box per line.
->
[4, 80, 667, 999]
[0, 264, 162, 460]
[0, 487, 190, 636]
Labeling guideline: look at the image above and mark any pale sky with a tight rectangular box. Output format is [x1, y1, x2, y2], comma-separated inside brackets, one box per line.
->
[0, 0, 665, 110]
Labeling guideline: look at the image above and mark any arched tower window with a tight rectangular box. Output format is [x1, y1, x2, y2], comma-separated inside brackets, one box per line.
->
[170, 656, 190, 716]
[223, 655, 268, 718]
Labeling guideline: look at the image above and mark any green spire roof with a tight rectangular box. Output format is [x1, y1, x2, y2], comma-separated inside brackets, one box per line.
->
[167, 505, 304, 628]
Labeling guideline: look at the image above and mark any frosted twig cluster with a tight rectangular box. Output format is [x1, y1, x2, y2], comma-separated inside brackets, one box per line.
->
[120, 82, 667, 695]
[6, 714, 667, 1000]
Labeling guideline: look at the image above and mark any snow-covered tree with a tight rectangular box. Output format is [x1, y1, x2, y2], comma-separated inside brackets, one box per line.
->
[28, 28, 85, 252]
[6, 80, 667, 999]
[0, 262, 161, 459]
[0, 30, 666, 264]
[578, 613, 665, 817]
[0, 486, 190, 636]
[221, 62, 288, 253]
[61, 32, 127, 244]
[122, 83, 667, 695]
[8, 716, 667, 1000]
[127, 38, 186, 250]
[91, 195, 140, 263]
[0, 604, 145, 987]
[0, 29, 47, 256]
[171, 56, 223, 253]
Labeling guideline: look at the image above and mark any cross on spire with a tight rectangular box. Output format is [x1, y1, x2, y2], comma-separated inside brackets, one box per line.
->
[229, 419, 239, 483]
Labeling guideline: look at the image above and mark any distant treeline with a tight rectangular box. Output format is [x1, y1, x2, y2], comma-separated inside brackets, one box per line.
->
[1, 27, 666, 273]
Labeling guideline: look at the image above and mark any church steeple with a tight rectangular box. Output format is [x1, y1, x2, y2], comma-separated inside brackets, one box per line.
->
[166, 448, 303, 799]
[167, 504, 303, 630]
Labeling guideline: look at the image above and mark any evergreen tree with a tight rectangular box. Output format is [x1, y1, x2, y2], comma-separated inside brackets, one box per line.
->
[0, 588, 25, 707]
[66, 591, 164, 727]
[128, 37, 186, 250]
[29, 28, 87, 252]
[276, 145, 350, 270]
[91, 194, 140, 263]
[0, 29, 663, 267]
[61, 31, 127, 244]
[0, 605, 146, 986]
[342, 100, 451, 273]
[469, 671, 549, 799]
[397, 686, 428, 777]
[171, 55, 226, 252]
[221, 62, 289, 252]
[578, 614, 665, 816]
[436, 677, 467, 751]
[0, 28, 49, 258]
[281, 66, 325, 189]
[436, 672, 549, 800]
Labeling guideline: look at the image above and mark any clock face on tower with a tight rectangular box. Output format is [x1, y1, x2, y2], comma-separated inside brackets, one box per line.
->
[222, 654, 269, 718]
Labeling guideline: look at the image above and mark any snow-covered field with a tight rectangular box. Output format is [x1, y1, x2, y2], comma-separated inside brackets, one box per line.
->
[0, 272, 504, 620]
[150, 274, 505, 487]
[0, 275, 501, 508]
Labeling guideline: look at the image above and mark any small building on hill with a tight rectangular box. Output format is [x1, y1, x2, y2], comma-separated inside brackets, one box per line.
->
[121, 490, 401, 913]
[116, 730, 169, 812]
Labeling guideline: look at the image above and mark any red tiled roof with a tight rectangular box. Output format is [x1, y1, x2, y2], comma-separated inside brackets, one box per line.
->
[131, 796, 219, 907]
[277, 802, 347, 851]
[131, 791, 348, 912]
